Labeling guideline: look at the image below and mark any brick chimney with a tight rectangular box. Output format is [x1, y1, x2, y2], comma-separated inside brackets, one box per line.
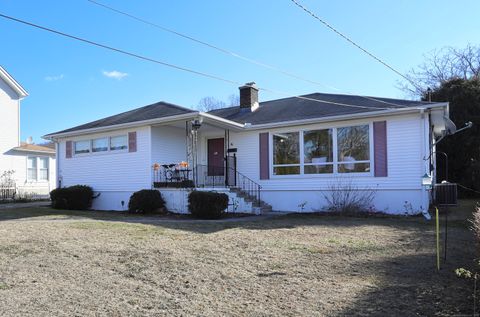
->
[239, 82, 259, 111]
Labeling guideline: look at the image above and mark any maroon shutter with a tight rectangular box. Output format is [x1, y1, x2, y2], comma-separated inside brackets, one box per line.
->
[259, 132, 269, 180]
[373, 121, 387, 177]
[65, 141, 72, 159]
[128, 132, 137, 152]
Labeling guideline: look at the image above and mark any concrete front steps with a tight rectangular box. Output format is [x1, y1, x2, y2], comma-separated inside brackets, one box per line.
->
[229, 187, 273, 214]
[158, 187, 272, 215]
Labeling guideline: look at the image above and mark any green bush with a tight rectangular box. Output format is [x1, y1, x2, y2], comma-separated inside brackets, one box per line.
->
[128, 189, 165, 214]
[50, 185, 94, 210]
[188, 191, 229, 219]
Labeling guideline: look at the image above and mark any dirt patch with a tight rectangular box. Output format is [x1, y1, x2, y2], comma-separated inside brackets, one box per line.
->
[0, 205, 476, 316]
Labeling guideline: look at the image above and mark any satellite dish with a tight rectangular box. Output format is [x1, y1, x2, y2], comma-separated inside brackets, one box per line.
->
[26, 136, 33, 144]
[443, 116, 457, 135]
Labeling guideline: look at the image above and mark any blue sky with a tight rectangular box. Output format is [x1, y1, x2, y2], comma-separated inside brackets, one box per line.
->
[1, 0, 479, 142]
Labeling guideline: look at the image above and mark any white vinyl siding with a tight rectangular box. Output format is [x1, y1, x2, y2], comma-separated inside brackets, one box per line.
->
[58, 127, 151, 191]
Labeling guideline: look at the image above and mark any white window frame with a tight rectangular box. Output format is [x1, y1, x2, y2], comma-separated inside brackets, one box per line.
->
[72, 134, 129, 157]
[270, 122, 374, 178]
[74, 140, 91, 155]
[91, 137, 109, 153]
[39, 157, 49, 181]
[271, 132, 301, 176]
[27, 156, 49, 182]
[27, 156, 38, 181]
[109, 134, 128, 152]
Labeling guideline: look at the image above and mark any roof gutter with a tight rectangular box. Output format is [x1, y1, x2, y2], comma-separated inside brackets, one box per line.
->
[43, 112, 200, 140]
[245, 102, 448, 130]
[0, 66, 28, 98]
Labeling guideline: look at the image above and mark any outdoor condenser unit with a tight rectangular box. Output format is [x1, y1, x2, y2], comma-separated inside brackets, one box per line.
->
[434, 183, 458, 206]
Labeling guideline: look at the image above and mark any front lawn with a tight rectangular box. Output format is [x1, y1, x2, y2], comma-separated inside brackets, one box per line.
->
[0, 203, 475, 316]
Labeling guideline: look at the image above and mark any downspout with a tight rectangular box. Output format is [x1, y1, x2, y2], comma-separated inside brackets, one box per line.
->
[420, 109, 432, 220]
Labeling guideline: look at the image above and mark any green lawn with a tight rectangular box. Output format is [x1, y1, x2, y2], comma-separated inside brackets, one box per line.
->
[0, 202, 476, 316]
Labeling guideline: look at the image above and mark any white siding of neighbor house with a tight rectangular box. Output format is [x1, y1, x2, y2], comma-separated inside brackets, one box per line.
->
[228, 112, 429, 214]
[0, 76, 56, 195]
[0, 78, 21, 173]
[151, 125, 187, 164]
[57, 126, 152, 209]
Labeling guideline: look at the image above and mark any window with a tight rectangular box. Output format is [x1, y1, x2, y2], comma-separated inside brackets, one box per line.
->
[39, 157, 49, 181]
[271, 124, 371, 176]
[27, 157, 37, 181]
[304, 129, 333, 174]
[110, 135, 128, 151]
[74, 140, 90, 154]
[273, 132, 300, 175]
[92, 138, 108, 152]
[337, 125, 370, 173]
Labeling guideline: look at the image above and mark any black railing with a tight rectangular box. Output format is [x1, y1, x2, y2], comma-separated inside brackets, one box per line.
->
[0, 186, 16, 201]
[152, 163, 262, 206]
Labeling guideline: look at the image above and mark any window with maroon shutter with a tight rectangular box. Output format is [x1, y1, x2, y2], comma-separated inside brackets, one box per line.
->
[259, 133, 269, 180]
[128, 132, 137, 152]
[373, 121, 388, 177]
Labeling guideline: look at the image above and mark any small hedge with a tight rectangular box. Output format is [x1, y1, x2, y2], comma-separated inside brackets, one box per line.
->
[128, 189, 165, 214]
[188, 191, 229, 219]
[50, 185, 94, 210]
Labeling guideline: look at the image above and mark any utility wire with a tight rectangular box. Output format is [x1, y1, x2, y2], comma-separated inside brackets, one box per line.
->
[86, 0, 410, 109]
[0, 12, 397, 111]
[86, 0, 338, 91]
[289, 0, 422, 92]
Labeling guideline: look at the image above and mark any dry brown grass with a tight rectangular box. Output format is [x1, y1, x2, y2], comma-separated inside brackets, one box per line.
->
[0, 203, 476, 316]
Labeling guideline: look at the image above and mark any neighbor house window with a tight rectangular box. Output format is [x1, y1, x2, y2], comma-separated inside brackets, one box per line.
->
[110, 135, 128, 151]
[273, 132, 300, 175]
[27, 157, 37, 181]
[337, 125, 370, 173]
[271, 124, 371, 176]
[304, 128, 334, 174]
[39, 157, 49, 181]
[92, 137, 108, 152]
[74, 140, 90, 154]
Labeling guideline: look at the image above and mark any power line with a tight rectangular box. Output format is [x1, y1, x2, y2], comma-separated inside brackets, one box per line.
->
[0, 12, 397, 111]
[86, 0, 410, 109]
[289, 0, 422, 91]
[86, 0, 337, 91]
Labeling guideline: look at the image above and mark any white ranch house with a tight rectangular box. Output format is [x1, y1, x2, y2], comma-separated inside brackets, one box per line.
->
[44, 83, 449, 214]
[0, 66, 56, 198]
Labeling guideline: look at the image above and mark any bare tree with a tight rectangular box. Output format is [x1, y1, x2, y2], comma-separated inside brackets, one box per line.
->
[227, 94, 240, 106]
[400, 44, 480, 97]
[196, 97, 226, 112]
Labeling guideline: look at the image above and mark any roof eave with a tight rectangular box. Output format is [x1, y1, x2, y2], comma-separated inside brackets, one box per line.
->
[244, 102, 448, 130]
[0, 66, 28, 99]
[43, 111, 201, 140]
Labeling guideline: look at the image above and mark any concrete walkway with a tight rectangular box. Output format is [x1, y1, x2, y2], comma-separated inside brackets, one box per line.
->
[0, 201, 51, 210]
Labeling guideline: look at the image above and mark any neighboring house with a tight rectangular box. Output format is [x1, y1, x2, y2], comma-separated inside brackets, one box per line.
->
[44, 83, 449, 214]
[0, 66, 56, 197]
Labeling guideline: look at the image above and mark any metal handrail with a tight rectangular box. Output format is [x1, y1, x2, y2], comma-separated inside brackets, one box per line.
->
[152, 163, 262, 206]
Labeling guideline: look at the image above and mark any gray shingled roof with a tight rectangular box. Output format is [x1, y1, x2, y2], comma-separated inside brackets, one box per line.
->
[46, 93, 436, 137]
[207, 93, 434, 125]
[48, 101, 196, 135]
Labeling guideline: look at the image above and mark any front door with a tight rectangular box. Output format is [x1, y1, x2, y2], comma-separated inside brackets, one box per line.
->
[207, 138, 224, 176]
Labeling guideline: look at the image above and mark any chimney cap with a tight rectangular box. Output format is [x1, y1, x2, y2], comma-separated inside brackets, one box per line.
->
[240, 82, 258, 90]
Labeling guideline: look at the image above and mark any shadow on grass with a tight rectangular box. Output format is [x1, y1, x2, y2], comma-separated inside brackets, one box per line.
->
[0, 205, 456, 234]
[333, 221, 475, 316]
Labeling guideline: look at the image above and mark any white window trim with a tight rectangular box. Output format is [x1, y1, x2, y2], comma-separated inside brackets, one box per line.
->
[270, 122, 374, 179]
[72, 134, 129, 157]
[26, 156, 49, 182]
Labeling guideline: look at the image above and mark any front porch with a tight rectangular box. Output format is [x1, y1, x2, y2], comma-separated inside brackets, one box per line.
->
[148, 117, 269, 213]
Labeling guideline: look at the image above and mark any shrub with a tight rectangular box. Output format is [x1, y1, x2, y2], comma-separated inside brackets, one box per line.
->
[50, 185, 94, 210]
[188, 191, 229, 219]
[321, 178, 376, 214]
[128, 189, 165, 214]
